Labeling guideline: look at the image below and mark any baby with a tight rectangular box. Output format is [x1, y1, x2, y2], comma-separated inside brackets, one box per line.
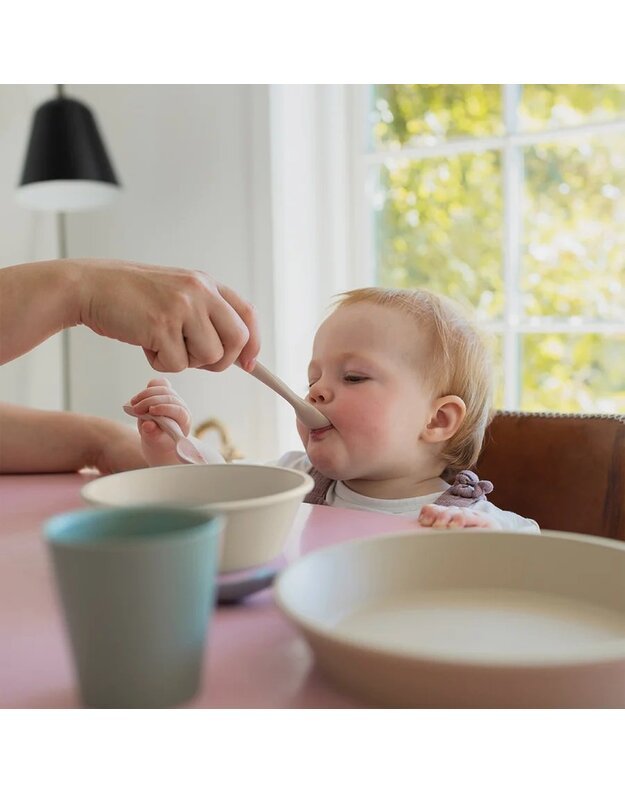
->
[128, 287, 539, 533]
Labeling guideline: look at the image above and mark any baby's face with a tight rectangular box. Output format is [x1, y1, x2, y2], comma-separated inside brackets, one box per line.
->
[298, 303, 437, 483]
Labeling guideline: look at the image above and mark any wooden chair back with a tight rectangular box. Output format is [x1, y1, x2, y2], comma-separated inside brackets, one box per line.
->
[475, 411, 625, 541]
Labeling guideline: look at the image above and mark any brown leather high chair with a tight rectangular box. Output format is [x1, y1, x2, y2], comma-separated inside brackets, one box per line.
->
[474, 411, 625, 541]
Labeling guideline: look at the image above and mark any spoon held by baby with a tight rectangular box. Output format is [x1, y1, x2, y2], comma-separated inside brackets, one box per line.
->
[122, 405, 224, 465]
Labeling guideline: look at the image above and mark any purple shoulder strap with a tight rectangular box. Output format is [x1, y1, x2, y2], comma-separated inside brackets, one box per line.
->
[304, 468, 334, 505]
[304, 467, 493, 508]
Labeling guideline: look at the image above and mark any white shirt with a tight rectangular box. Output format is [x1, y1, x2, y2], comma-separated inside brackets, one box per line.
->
[276, 450, 540, 534]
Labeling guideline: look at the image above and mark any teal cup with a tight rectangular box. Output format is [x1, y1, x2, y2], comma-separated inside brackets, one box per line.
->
[45, 506, 223, 708]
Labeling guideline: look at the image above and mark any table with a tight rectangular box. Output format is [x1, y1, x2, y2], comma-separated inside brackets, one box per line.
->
[0, 472, 420, 708]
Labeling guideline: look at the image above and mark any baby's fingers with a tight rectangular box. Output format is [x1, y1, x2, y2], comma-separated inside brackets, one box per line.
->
[130, 392, 188, 416]
[417, 504, 445, 527]
[128, 379, 171, 405]
[147, 402, 192, 437]
[417, 504, 465, 529]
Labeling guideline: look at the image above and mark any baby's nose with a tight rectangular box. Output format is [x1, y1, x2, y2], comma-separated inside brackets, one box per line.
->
[309, 382, 332, 404]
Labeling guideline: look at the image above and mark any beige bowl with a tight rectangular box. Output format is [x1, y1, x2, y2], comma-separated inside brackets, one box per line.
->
[82, 464, 313, 573]
[275, 530, 625, 707]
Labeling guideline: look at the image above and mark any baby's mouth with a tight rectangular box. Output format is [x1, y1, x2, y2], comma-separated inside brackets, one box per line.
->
[309, 424, 333, 441]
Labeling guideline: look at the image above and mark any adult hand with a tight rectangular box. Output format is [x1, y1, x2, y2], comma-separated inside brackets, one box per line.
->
[0, 259, 260, 373]
[76, 259, 260, 372]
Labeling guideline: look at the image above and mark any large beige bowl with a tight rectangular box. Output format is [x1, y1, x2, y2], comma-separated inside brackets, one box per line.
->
[82, 464, 313, 573]
[275, 530, 625, 707]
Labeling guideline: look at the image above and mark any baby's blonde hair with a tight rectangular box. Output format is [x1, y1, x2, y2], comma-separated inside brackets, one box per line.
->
[333, 287, 493, 475]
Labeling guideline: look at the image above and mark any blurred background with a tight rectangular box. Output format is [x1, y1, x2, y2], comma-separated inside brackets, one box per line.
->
[1, 84, 624, 462]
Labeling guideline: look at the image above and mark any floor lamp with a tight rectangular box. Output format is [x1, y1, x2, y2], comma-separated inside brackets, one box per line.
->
[16, 84, 121, 411]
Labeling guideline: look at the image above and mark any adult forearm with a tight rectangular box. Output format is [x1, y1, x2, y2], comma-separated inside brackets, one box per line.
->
[0, 260, 81, 364]
[0, 403, 97, 473]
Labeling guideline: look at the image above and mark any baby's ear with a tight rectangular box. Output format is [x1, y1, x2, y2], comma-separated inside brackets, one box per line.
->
[421, 395, 466, 444]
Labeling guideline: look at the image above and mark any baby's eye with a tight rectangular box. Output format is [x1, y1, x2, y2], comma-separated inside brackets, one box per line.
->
[343, 374, 369, 383]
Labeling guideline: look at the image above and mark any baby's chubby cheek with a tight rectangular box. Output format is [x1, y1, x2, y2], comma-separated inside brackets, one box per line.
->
[338, 400, 388, 443]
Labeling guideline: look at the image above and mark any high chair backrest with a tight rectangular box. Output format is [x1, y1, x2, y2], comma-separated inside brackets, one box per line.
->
[475, 411, 625, 541]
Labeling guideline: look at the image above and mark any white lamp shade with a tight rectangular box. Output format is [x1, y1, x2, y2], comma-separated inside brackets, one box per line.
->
[16, 179, 120, 212]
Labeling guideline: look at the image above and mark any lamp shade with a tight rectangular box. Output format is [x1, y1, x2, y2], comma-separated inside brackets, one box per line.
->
[17, 96, 121, 212]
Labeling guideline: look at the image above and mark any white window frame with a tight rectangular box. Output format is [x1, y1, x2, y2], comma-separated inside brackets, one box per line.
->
[347, 84, 625, 411]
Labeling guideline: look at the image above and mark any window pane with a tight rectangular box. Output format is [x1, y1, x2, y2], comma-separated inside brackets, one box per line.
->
[372, 151, 504, 320]
[520, 85, 625, 131]
[371, 85, 503, 150]
[522, 132, 625, 321]
[521, 333, 625, 413]
[491, 334, 505, 410]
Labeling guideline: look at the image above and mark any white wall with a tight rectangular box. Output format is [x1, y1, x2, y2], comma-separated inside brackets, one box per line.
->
[0, 85, 63, 409]
[1, 84, 279, 461]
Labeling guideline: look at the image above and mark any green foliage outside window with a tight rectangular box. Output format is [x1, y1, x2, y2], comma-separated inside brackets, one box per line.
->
[370, 85, 625, 413]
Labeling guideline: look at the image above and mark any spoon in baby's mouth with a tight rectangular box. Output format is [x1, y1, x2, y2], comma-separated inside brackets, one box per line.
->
[238, 360, 331, 430]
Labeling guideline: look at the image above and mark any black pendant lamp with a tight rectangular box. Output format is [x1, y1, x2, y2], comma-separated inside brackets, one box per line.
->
[17, 85, 121, 212]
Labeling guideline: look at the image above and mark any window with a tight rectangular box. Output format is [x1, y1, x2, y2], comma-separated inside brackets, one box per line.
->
[361, 85, 625, 413]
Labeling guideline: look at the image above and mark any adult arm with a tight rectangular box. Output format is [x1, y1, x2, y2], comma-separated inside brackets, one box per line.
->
[0, 403, 146, 474]
[0, 259, 260, 372]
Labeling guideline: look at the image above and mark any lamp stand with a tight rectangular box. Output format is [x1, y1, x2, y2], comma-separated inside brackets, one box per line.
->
[57, 210, 71, 411]
[17, 81, 121, 412]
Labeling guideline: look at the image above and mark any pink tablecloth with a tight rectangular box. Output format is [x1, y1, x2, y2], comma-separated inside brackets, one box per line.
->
[0, 472, 419, 708]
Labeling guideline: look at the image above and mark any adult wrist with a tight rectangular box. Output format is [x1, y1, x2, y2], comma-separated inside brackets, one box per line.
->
[83, 415, 113, 471]
[56, 259, 86, 329]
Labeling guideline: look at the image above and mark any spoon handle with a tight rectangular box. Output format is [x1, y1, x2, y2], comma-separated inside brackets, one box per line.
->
[151, 414, 185, 441]
[247, 361, 300, 404]
[245, 361, 329, 429]
[123, 404, 184, 441]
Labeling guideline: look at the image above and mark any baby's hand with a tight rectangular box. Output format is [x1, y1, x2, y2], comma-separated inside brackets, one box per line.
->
[417, 504, 501, 530]
[127, 378, 192, 467]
